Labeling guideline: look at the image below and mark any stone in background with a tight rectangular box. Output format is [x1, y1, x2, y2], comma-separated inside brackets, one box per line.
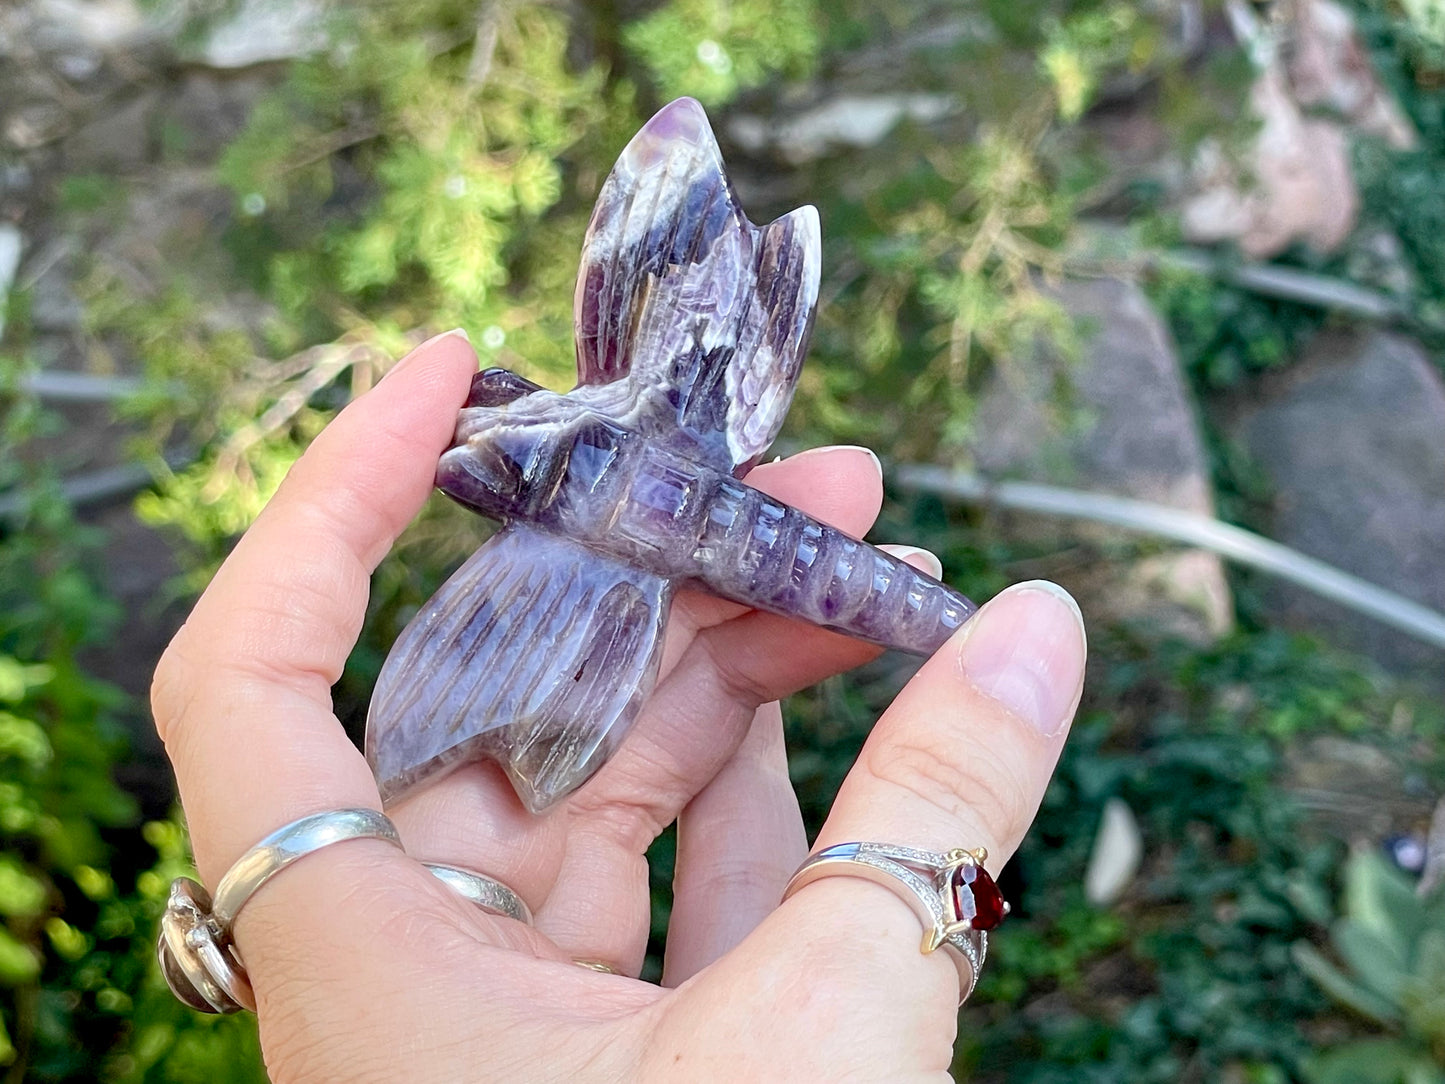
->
[1180, 0, 1414, 258]
[1225, 330, 1445, 677]
[970, 276, 1235, 643]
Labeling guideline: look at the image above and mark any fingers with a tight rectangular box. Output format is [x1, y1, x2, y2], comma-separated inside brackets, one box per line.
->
[393, 444, 886, 970]
[151, 329, 477, 886]
[659, 545, 942, 986]
[569, 444, 887, 835]
[387, 759, 567, 917]
[662, 702, 805, 987]
[777, 580, 1086, 1010]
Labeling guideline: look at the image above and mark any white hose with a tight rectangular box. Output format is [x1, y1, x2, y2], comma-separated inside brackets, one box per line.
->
[895, 464, 1445, 652]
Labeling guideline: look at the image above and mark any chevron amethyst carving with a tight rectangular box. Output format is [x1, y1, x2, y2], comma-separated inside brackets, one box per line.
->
[366, 98, 979, 813]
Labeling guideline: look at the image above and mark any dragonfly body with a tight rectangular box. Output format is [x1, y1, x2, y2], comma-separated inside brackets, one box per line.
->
[440, 391, 972, 656]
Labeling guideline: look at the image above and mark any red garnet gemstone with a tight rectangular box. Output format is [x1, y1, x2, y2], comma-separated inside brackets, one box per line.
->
[950, 862, 1007, 931]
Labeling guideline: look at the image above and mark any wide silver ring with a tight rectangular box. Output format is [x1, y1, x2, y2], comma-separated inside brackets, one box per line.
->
[782, 842, 1010, 1003]
[158, 808, 404, 1013]
[158, 809, 540, 1014]
[424, 862, 533, 926]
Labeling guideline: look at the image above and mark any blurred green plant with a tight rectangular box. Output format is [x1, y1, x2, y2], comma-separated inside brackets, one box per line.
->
[1150, 267, 1329, 390]
[624, 0, 820, 105]
[1349, 0, 1445, 345]
[1040, 3, 1160, 121]
[1294, 851, 1445, 1084]
[76, 0, 1223, 568]
[776, 495, 1445, 1082]
[0, 365, 263, 1082]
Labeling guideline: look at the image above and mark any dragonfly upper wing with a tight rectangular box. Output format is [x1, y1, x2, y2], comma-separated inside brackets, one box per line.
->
[573, 97, 820, 475]
[366, 524, 672, 812]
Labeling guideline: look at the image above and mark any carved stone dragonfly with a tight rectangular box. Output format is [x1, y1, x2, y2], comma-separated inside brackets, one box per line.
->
[366, 98, 979, 813]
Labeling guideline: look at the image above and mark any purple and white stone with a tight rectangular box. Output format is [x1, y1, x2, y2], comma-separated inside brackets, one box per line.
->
[366, 98, 979, 813]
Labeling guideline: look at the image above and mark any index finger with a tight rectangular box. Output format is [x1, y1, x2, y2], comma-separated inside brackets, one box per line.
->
[151, 329, 476, 886]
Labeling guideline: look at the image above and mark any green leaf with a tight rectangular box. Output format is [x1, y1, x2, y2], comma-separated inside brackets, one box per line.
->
[0, 710, 52, 767]
[0, 658, 51, 703]
[1349, 851, 1427, 957]
[0, 856, 46, 918]
[1293, 940, 1401, 1025]
[1401, 929, 1445, 1046]
[0, 926, 41, 985]
[1336, 921, 1411, 1006]
[1305, 1038, 1445, 1084]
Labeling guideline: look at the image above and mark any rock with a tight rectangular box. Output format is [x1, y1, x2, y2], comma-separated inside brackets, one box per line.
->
[4, 100, 70, 149]
[1085, 798, 1144, 906]
[0, 224, 21, 341]
[728, 94, 956, 164]
[2, 0, 149, 57]
[1225, 330, 1445, 676]
[191, 0, 326, 68]
[1283, 0, 1416, 150]
[970, 276, 1235, 641]
[1180, 0, 1411, 256]
[157, 69, 274, 162]
[1182, 67, 1358, 257]
[64, 89, 157, 172]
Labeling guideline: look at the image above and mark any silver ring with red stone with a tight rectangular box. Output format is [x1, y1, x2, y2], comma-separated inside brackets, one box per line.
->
[782, 843, 1009, 1002]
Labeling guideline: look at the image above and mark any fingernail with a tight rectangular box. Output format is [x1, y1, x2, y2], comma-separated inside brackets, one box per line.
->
[880, 544, 943, 579]
[790, 444, 882, 480]
[957, 580, 1085, 738]
[384, 327, 471, 381]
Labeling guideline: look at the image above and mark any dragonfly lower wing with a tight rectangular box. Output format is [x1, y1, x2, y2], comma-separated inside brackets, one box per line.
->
[366, 523, 673, 812]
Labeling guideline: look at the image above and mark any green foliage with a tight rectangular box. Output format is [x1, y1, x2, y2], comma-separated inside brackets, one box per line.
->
[1040, 4, 1161, 121]
[624, 0, 820, 106]
[1348, 0, 1445, 340]
[215, 0, 606, 365]
[1150, 267, 1329, 390]
[1295, 852, 1445, 1083]
[0, 366, 263, 1081]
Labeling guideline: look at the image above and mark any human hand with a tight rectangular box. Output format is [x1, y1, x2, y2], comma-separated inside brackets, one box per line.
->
[152, 330, 1086, 1082]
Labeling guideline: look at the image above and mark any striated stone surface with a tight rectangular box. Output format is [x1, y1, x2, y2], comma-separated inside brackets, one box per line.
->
[1224, 330, 1445, 677]
[367, 99, 980, 813]
[970, 276, 1234, 642]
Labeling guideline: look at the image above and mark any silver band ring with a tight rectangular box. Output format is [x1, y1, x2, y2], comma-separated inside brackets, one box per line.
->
[158, 809, 536, 1014]
[424, 862, 533, 925]
[782, 842, 1010, 1002]
[213, 808, 403, 928]
[159, 808, 404, 1013]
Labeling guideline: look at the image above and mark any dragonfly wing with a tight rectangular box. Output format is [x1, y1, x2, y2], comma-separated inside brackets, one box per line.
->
[573, 97, 820, 475]
[366, 524, 672, 812]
